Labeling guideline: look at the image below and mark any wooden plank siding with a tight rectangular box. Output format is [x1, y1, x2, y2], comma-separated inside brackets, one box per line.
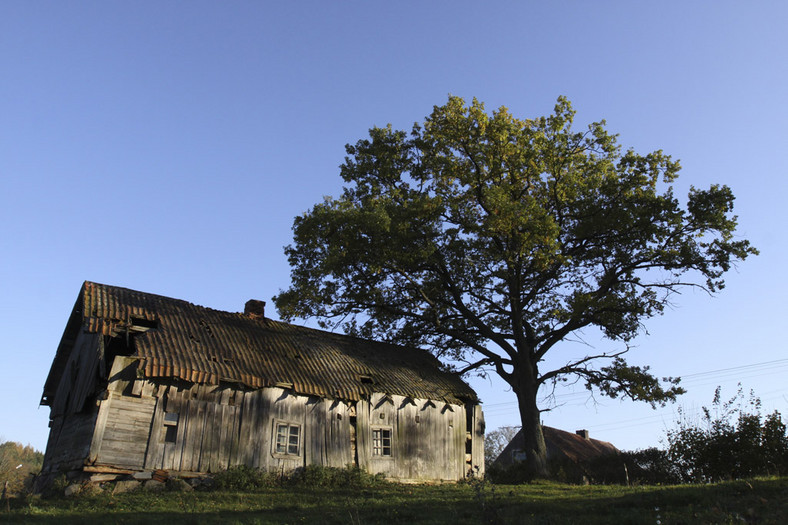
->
[50, 331, 102, 418]
[470, 404, 486, 477]
[94, 395, 155, 469]
[88, 375, 477, 481]
[56, 353, 482, 481]
[41, 409, 98, 472]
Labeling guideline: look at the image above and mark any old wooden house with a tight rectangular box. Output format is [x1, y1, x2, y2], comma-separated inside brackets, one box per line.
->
[38, 282, 484, 485]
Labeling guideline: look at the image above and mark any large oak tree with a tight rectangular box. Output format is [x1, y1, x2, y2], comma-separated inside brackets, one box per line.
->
[274, 97, 757, 475]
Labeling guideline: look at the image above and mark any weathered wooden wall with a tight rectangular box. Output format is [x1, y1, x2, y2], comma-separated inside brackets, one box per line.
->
[470, 403, 485, 477]
[40, 329, 104, 473]
[49, 330, 103, 418]
[41, 410, 98, 473]
[358, 393, 468, 481]
[52, 354, 483, 482]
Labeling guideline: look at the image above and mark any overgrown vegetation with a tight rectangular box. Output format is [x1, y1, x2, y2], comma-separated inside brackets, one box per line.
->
[213, 464, 386, 491]
[212, 464, 278, 491]
[665, 385, 788, 483]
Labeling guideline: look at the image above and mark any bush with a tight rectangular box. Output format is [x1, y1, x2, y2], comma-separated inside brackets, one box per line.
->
[619, 448, 682, 485]
[212, 465, 278, 491]
[485, 462, 534, 485]
[212, 464, 385, 491]
[287, 464, 386, 488]
[666, 385, 788, 483]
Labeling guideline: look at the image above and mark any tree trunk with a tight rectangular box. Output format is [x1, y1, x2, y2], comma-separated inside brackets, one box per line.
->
[514, 376, 549, 477]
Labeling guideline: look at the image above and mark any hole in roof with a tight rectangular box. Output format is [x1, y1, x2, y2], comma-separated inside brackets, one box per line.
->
[131, 317, 158, 329]
[360, 375, 373, 384]
[199, 319, 214, 337]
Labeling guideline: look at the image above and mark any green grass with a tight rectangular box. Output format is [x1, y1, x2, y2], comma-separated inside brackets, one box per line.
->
[2, 477, 786, 524]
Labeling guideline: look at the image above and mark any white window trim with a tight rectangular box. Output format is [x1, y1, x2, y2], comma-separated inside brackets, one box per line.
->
[272, 420, 302, 457]
[371, 426, 394, 458]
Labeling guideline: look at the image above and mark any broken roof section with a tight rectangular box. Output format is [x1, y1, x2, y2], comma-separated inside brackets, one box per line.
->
[42, 281, 478, 406]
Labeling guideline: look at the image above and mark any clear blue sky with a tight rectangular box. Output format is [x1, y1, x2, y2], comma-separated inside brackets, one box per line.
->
[2, 1, 786, 453]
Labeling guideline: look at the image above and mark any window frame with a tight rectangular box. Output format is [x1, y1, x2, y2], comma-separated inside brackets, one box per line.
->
[272, 420, 302, 457]
[371, 426, 393, 458]
[163, 412, 179, 444]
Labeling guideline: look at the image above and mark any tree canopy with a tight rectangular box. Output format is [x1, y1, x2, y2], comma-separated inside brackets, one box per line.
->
[275, 96, 757, 474]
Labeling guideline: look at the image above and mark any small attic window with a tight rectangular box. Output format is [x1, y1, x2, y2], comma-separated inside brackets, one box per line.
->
[359, 375, 373, 385]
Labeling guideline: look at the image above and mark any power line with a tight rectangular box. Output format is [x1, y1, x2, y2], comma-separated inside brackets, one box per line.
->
[481, 358, 788, 439]
[481, 358, 788, 411]
[680, 358, 788, 379]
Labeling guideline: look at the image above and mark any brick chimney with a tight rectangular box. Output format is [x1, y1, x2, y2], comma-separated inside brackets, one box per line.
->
[576, 429, 590, 440]
[244, 299, 266, 320]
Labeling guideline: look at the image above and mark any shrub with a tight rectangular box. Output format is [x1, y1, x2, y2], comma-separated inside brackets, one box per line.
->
[212, 465, 278, 491]
[287, 465, 386, 488]
[666, 385, 788, 482]
[619, 448, 682, 485]
[212, 464, 385, 491]
[485, 462, 534, 485]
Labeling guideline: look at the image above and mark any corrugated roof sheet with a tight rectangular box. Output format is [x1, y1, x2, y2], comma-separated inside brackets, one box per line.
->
[76, 281, 477, 404]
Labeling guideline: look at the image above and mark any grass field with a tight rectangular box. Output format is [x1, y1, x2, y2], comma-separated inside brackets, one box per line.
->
[2, 477, 786, 524]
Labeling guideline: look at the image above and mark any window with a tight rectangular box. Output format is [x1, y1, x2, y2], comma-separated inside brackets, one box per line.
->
[372, 428, 392, 457]
[274, 422, 301, 456]
[163, 412, 179, 443]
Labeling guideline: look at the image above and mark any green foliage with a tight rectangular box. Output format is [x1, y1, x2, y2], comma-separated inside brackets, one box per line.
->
[275, 95, 757, 472]
[0, 440, 44, 496]
[212, 464, 279, 491]
[212, 464, 386, 492]
[286, 464, 386, 488]
[485, 462, 535, 485]
[617, 448, 682, 485]
[666, 385, 788, 482]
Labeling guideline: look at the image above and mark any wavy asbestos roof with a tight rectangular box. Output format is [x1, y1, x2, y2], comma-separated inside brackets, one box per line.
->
[46, 281, 477, 405]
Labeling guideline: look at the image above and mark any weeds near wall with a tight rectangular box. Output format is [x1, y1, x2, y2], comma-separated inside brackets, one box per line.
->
[212, 464, 386, 491]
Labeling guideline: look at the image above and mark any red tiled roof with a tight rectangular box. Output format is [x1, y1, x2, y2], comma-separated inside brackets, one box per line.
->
[55, 281, 477, 404]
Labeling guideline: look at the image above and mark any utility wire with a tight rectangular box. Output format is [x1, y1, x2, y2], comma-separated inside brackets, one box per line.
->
[482, 358, 788, 411]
